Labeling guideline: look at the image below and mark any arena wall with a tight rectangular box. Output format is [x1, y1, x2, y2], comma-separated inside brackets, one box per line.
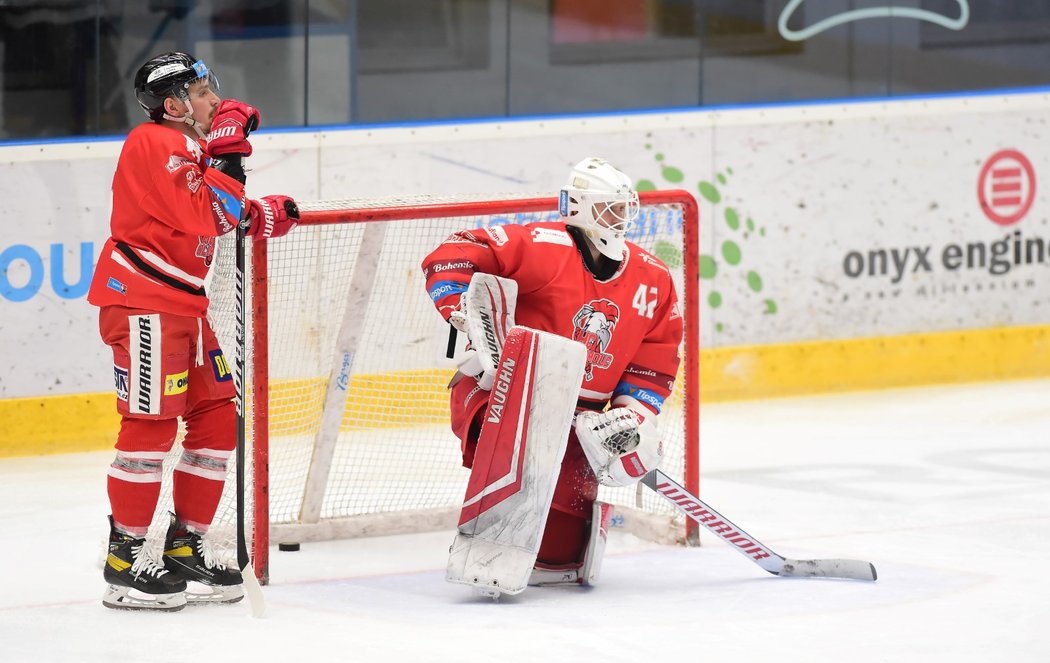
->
[2, 91, 1048, 456]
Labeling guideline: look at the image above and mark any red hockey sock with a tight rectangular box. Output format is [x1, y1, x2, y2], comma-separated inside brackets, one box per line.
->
[108, 470, 164, 537]
[109, 417, 178, 535]
[173, 399, 235, 532]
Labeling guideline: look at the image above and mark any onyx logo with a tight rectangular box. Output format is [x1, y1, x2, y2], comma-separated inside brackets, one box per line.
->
[164, 370, 189, 396]
[843, 230, 1048, 282]
[978, 149, 1035, 227]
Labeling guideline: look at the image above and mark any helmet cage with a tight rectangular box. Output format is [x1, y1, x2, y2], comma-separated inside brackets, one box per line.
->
[581, 189, 641, 233]
[559, 181, 640, 260]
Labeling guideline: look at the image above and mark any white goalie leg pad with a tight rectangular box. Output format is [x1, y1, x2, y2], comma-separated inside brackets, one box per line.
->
[447, 326, 586, 596]
[529, 501, 614, 587]
[581, 501, 613, 585]
[455, 273, 518, 390]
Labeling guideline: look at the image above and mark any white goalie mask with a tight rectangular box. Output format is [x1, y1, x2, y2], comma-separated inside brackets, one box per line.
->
[559, 157, 641, 261]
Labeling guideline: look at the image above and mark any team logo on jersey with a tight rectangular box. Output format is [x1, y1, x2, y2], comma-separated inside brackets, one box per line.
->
[196, 235, 215, 266]
[185, 169, 203, 193]
[572, 299, 619, 381]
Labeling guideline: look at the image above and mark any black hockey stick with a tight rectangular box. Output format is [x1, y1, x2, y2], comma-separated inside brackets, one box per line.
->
[641, 469, 877, 581]
[446, 325, 458, 358]
[234, 168, 266, 616]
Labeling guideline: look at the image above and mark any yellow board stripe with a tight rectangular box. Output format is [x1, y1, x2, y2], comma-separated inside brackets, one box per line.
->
[699, 324, 1050, 401]
[2, 324, 1048, 458]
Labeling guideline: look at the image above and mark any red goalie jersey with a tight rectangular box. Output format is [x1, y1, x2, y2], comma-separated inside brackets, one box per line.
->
[422, 220, 683, 415]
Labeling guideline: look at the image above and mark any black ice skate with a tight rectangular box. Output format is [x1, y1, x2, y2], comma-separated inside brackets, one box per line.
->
[103, 515, 187, 611]
[163, 513, 244, 604]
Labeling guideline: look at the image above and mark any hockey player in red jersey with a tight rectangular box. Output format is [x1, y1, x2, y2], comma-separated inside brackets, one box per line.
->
[422, 157, 682, 590]
[87, 52, 300, 611]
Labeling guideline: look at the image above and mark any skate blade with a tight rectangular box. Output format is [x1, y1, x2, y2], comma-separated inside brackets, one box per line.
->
[102, 585, 186, 612]
[185, 581, 245, 605]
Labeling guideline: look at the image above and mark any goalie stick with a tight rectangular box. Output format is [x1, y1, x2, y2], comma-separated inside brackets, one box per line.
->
[641, 469, 877, 581]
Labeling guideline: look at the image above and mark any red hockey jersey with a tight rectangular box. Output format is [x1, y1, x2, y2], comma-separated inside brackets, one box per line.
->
[87, 122, 246, 318]
[422, 221, 682, 414]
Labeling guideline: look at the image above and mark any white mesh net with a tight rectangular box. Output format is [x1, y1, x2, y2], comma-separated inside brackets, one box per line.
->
[150, 193, 695, 577]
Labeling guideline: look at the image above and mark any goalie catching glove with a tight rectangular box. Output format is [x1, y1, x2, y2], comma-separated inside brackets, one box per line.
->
[576, 407, 664, 487]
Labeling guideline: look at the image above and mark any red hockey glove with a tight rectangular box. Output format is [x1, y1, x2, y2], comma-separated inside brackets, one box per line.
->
[207, 99, 260, 157]
[246, 195, 300, 239]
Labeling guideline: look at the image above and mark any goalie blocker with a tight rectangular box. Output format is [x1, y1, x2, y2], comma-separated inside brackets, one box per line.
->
[447, 325, 586, 597]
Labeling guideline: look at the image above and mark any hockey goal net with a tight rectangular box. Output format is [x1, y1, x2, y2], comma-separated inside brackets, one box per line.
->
[150, 190, 699, 582]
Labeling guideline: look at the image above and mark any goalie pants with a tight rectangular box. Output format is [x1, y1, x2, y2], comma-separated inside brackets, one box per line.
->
[98, 305, 237, 536]
[450, 375, 598, 566]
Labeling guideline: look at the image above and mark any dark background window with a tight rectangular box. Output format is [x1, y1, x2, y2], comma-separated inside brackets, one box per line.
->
[0, 0, 1048, 140]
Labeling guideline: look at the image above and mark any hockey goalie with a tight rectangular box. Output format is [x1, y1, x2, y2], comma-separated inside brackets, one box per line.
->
[420, 157, 683, 596]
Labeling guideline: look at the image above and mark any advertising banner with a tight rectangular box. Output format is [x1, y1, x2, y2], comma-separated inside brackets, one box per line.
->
[1, 91, 1048, 399]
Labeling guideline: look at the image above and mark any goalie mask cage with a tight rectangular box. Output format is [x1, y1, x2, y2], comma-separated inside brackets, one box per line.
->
[151, 190, 699, 583]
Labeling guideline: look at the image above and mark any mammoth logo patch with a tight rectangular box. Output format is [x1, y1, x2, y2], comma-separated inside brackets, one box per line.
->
[571, 299, 619, 381]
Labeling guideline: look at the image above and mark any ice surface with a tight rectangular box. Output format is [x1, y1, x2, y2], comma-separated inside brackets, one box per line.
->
[1, 379, 1047, 662]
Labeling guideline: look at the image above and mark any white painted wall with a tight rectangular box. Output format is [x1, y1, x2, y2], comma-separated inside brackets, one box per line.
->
[2, 91, 1048, 398]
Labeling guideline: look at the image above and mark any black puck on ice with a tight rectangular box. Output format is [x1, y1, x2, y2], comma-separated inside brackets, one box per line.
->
[278, 542, 300, 552]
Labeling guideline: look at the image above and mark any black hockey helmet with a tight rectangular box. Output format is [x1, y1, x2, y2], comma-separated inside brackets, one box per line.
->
[133, 52, 219, 121]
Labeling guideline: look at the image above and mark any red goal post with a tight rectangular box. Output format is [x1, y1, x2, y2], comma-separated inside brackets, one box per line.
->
[177, 190, 699, 583]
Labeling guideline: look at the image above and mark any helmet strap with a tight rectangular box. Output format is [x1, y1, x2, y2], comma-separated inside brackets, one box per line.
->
[162, 98, 207, 140]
